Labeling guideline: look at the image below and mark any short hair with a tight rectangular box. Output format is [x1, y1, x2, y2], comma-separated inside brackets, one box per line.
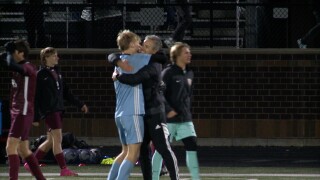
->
[170, 42, 190, 63]
[117, 30, 141, 51]
[40, 47, 57, 66]
[144, 35, 162, 52]
[14, 39, 30, 59]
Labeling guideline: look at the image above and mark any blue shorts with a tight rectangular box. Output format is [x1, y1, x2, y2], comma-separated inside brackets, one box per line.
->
[168, 122, 197, 142]
[115, 115, 144, 145]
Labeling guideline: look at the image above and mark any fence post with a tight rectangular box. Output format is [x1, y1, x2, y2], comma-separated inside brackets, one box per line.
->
[236, 0, 240, 48]
[210, 1, 213, 47]
[0, 100, 2, 135]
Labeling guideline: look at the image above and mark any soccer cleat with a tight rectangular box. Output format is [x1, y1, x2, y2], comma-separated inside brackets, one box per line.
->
[60, 168, 78, 176]
[297, 39, 307, 48]
[164, 38, 175, 48]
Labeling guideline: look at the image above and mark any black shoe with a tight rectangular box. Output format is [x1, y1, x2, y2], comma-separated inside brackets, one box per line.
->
[159, 166, 168, 176]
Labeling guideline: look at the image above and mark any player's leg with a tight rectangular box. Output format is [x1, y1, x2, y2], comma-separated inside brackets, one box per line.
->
[177, 122, 200, 180]
[150, 113, 179, 180]
[108, 144, 128, 180]
[24, 131, 52, 172]
[34, 131, 53, 161]
[6, 137, 20, 180]
[139, 117, 152, 180]
[18, 116, 45, 180]
[19, 140, 45, 180]
[50, 128, 78, 176]
[108, 117, 127, 180]
[6, 114, 25, 180]
[116, 115, 144, 180]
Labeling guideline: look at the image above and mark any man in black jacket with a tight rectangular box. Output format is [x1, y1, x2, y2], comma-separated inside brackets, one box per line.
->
[113, 35, 179, 180]
[152, 42, 200, 180]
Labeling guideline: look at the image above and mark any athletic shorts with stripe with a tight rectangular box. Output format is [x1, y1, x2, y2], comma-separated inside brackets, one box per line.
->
[115, 115, 144, 145]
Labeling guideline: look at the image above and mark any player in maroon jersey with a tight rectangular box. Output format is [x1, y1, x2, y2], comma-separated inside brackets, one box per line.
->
[1, 40, 46, 180]
[24, 47, 88, 176]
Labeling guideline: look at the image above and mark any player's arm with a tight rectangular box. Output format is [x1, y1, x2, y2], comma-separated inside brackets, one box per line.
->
[1, 52, 25, 74]
[107, 53, 121, 66]
[117, 62, 157, 85]
[161, 69, 176, 116]
[34, 73, 42, 123]
[107, 53, 132, 72]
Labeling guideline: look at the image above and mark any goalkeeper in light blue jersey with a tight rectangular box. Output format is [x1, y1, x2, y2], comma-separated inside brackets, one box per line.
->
[106, 30, 166, 180]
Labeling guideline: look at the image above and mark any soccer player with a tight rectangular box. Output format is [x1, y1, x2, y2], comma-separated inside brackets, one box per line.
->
[152, 42, 200, 180]
[106, 30, 154, 180]
[1, 40, 46, 180]
[24, 47, 88, 176]
[114, 35, 179, 180]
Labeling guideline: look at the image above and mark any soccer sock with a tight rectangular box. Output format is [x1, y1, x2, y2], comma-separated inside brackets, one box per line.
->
[8, 154, 20, 180]
[25, 154, 46, 180]
[34, 149, 47, 161]
[186, 151, 200, 180]
[116, 159, 134, 180]
[55, 152, 67, 169]
[151, 151, 163, 180]
[107, 161, 120, 180]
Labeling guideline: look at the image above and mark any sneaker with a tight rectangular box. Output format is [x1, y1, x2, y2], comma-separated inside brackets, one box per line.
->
[159, 166, 168, 176]
[297, 39, 307, 48]
[60, 168, 78, 176]
[164, 38, 175, 48]
[24, 163, 34, 175]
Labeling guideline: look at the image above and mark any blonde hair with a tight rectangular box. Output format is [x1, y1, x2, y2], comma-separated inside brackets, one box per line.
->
[40, 47, 56, 66]
[116, 30, 141, 51]
[170, 42, 190, 63]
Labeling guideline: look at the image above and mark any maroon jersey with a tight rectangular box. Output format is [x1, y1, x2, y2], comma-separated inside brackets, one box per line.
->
[10, 61, 37, 118]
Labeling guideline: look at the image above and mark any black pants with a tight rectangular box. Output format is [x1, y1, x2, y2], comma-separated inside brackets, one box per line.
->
[24, 7, 46, 48]
[172, 0, 192, 41]
[139, 111, 179, 180]
[301, 9, 320, 46]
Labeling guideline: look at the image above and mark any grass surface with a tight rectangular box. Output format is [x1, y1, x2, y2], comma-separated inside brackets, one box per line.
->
[0, 164, 319, 179]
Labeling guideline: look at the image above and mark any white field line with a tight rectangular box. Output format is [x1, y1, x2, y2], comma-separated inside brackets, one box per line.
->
[0, 173, 320, 177]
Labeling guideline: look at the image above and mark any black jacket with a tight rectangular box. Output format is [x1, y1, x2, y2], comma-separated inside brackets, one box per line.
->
[161, 64, 194, 123]
[117, 61, 165, 114]
[34, 66, 84, 121]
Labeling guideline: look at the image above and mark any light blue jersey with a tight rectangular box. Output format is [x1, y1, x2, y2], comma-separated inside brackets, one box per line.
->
[114, 53, 151, 117]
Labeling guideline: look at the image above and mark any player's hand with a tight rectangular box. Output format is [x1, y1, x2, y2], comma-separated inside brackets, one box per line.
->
[118, 60, 133, 72]
[112, 70, 119, 81]
[81, 104, 89, 113]
[167, 110, 177, 118]
[32, 122, 39, 127]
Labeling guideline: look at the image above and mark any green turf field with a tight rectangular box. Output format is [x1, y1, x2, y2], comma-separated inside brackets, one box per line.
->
[0, 165, 319, 179]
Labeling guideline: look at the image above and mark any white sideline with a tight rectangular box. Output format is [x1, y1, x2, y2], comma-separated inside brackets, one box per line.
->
[1, 173, 320, 177]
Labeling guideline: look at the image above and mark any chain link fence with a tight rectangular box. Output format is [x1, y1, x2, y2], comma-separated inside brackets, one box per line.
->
[0, 0, 318, 48]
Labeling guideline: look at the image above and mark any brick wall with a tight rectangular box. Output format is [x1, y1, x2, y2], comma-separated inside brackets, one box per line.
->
[0, 49, 319, 139]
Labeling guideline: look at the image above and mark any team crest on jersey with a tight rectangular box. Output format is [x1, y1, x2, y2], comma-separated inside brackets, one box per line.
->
[11, 79, 17, 88]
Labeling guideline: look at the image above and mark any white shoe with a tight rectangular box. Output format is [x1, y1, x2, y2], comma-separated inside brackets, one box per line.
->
[297, 39, 307, 48]
[164, 38, 175, 48]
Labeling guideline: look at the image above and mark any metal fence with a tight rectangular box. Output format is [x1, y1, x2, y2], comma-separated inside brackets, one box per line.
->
[0, 0, 318, 48]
